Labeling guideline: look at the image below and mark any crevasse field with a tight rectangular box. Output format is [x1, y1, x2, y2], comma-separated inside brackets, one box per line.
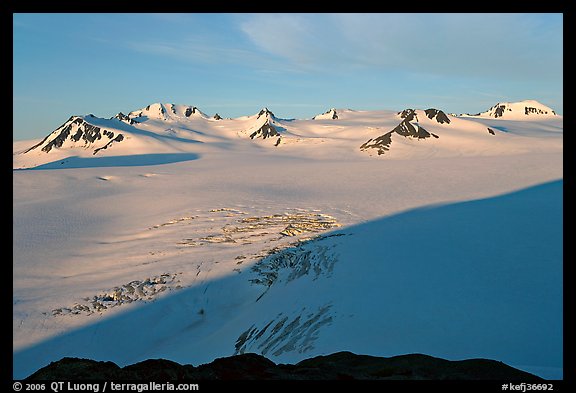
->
[13, 101, 563, 379]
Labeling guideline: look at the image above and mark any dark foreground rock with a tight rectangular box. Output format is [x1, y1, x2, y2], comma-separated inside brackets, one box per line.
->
[26, 351, 542, 380]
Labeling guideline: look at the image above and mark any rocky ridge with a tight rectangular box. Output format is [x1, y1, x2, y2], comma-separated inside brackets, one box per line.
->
[26, 351, 542, 380]
[360, 108, 445, 155]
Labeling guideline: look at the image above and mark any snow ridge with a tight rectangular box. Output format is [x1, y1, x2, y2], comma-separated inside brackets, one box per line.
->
[463, 100, 557, 119]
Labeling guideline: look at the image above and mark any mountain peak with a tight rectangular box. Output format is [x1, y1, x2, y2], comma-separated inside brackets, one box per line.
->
[256, 108, 275, 120]
[20, 115, 125, 156]
[362, 108, 441, 156]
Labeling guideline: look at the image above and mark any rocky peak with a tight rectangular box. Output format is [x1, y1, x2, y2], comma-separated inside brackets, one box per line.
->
[313, 108, 338, 120]
[185, 106, 199, 117]
[250, 119, 280, 140]
[424, 108, 451, 124]
[114, 112, 138, 125]
[256, 108, 275, 120]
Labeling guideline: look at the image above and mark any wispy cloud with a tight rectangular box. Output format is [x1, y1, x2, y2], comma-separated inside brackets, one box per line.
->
[239, 14, 355, 73]
[239, 13, 563, 80]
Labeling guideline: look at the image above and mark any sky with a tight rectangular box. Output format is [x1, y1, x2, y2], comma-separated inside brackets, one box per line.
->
[13, 13, 563, 141]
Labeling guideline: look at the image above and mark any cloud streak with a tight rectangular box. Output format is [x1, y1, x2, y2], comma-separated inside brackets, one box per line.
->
[124, 35, 311, 76]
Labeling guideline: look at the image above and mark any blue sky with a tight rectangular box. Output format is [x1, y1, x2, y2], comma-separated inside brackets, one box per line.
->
[13, 13, 563, 141]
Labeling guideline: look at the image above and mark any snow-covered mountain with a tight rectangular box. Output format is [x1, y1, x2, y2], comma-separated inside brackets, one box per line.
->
[313, 108, 339, 120]
[20, 115, 128, 156]
[128, 103, 210, 121]
[13, 100, 563, 380]
[461, 100, 558, 119]
[238, 108, 286, 144]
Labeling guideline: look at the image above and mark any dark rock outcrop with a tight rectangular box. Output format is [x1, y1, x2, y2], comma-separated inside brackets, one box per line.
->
[494, 105, 506, 118]
[185, 106, 198, 117]
[26, 351, 542, 381]
[26, 357, 123, 380]
[424, 108, 451, 124]
[360, 133, 394, 155]
[114, 112, 138, 125]
[93, 134, 124, 155]
[525, 106, 554, 116]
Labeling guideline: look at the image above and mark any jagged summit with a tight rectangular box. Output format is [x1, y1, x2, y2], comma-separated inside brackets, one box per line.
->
[255, 107, 276, 120]
[113, 112, 138, 125]
[243, 108, 284, 145]
[249, 119, 281, 142]
[463, 100, 558, 119]
[313, 108, 338, 120]
[397, 108, 451, 125]
[128, 103, 209, 121]
[423, 108, 451, 124]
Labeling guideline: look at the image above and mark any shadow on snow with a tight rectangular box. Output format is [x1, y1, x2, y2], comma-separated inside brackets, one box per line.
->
[12, 180, 563, 379]
[14, 153, 201, 170]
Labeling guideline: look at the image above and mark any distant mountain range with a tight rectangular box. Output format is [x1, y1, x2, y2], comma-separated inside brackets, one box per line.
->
[13, 100, 561, 169]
